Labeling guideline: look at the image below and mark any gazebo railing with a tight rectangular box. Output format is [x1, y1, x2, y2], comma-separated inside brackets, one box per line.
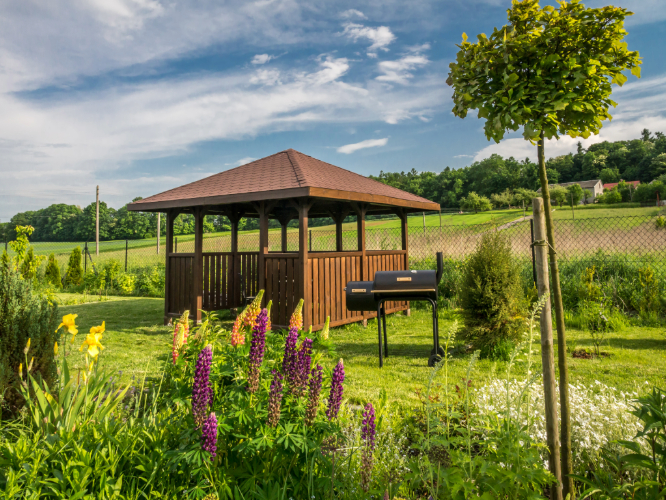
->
[200, 251, 259, 311]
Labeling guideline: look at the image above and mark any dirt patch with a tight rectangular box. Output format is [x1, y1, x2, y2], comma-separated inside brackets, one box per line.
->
[572, 349, 610, 359]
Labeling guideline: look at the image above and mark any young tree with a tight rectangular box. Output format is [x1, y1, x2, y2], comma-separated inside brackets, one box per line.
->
[549, 185, 568, 207]
[446, 1, 641, 496]
[567, 184, 585, 206]
[460, 191, 492, 213]
[491, 188, 513, 208]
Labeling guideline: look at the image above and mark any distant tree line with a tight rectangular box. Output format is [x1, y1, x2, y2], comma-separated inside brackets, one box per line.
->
[0, 197, 339, 243]
[370, 129, 666, 208]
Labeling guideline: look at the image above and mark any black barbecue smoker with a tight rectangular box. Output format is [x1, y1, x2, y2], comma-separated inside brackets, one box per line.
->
[345, 252, 444, 367]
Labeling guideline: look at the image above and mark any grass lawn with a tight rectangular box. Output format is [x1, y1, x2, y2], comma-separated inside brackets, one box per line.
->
[57, 295, 666, 405]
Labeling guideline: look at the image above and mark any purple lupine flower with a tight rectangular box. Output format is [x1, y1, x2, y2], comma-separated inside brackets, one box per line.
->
[201, 412, 218, 460]
[361, 403, 376, 492]
[267, 370, 284, 427]
[192, 344, 213, 427]
[247, 308, 268, 393]
[326, 359, 345, 421]
[293, 338, 313, 396]
[305, 364, 323, 426]
[282, 326, 299, 388]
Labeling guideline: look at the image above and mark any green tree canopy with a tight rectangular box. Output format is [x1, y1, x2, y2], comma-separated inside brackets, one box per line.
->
[460, 192, 492, 213]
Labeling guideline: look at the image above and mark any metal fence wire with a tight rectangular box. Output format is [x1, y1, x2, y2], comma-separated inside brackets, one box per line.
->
[4, 214, 665, 282]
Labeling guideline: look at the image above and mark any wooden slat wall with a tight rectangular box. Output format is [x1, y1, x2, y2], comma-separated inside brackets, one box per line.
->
[264, 255, 299, 328]
[305, 250, 408, 331]
[201, 252, 259, 311]
[167, 255, 194, 316]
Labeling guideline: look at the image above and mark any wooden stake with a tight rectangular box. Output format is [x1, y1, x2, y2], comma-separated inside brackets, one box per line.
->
[533, 197, 563, 500]
[538, 132, 573, 497]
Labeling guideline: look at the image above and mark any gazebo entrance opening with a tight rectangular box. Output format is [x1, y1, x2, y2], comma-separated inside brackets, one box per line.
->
[128, 149, 439, 330]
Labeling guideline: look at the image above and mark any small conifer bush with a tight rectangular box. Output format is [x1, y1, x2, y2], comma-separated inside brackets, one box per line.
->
[0, 260, 59, 414]
[44, 254, 62, 289]
[64, 246, 84, 286]
[460, 231, 523, 357]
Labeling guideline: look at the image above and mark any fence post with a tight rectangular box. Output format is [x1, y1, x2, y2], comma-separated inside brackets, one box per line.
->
[175, 237, 178, 253]
[157, 213, 161, 254]
[532, 197, 563, 500]
[84, 242, 88, 273]
[125, 239, 128, 272]
[530, 219, 537, 286]
[309, 230, 312, 251]
[422, 212, 426, 235]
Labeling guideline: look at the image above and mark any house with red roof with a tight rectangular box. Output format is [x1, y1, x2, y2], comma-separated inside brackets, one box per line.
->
[603, 180, 640, 190]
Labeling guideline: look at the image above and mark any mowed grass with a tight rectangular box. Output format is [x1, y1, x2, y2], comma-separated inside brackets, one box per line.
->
[57, 296, 666, 404]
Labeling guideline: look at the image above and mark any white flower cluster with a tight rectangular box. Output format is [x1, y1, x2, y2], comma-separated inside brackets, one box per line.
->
[474, 378, 644, 471]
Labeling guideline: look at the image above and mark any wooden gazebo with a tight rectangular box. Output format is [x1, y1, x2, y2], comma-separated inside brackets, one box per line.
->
[128, 149, 439, 329]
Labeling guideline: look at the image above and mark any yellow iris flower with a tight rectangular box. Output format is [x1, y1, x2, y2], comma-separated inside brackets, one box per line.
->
[89, 321, 105, 335]
[57, 314, 78, 335]
[80, 333, 104, 358]
[54, 341, 59, 356]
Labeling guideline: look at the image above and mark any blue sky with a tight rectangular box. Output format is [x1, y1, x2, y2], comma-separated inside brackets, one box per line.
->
[1, 0, 665, 217]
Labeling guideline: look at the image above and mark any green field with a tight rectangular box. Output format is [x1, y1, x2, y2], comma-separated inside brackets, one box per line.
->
[57, 294, 666, 405]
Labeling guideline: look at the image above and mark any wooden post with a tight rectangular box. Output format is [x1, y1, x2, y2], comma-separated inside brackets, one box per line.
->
[533, 197, 563, 500]
[353, 203, 368, 325]
[95, 185, 99, 256]
[230, 214, 240, 308]
[164, 211, 174, 325]
[157, 213, 161, 254]
[399, 208, 410, 316]
[258, 201, 269, 304]
[298, 200, 311, 328]
[281, 221, 288, 252]
[193, 207, 204, 323]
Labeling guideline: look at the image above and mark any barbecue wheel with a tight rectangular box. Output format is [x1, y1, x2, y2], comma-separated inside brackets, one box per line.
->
[428, 354, 442, 367]
[430, 346, 445, 358]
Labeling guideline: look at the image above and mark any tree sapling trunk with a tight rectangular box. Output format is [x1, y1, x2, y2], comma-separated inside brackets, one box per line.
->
[538, 132, 573, 497]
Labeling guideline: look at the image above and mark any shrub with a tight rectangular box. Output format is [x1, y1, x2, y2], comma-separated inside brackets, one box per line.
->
[0, 264, 59, 414]
[44, 254, 62, 289]
[116, 272, 136, 294]
[656, 215, 666, 229]
[64, 246, 83, 286]
[459, 231, 523, 354]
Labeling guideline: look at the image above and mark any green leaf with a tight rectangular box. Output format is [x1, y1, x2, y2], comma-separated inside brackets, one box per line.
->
[631, 66, 641, 78]
[462, 32, 468, 43]
[613, 73, 628, 86]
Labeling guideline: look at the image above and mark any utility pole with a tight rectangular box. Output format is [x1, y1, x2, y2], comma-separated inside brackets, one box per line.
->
[157, 213, 161, 254]
[96, 185, 100, 256]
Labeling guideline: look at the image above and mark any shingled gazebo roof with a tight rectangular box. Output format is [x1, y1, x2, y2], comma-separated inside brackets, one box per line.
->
[128, 149, 439, 213]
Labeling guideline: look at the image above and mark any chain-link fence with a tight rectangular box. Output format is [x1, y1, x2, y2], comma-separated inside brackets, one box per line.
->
[4, 214, 664, 282]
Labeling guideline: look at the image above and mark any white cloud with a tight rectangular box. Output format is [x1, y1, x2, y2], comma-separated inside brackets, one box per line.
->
[234, 157, 256, 166]
[376, 44, 430, 85]
[337, 137, 388, 154]
[252, 54, 274, 65]
[0, 57, 446, 211]
[250, 68, 281, 86]
[454, 154, 473, 158]
[340, 9, 366, 20]
[377, 55, 429, 85]
[342, 23, 395, 56]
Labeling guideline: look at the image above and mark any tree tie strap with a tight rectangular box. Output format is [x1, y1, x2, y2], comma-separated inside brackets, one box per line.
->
[531, 239, 557, 254]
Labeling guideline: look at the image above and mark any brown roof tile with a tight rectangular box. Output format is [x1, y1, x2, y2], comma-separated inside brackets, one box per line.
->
[129, 149, 437, 210]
